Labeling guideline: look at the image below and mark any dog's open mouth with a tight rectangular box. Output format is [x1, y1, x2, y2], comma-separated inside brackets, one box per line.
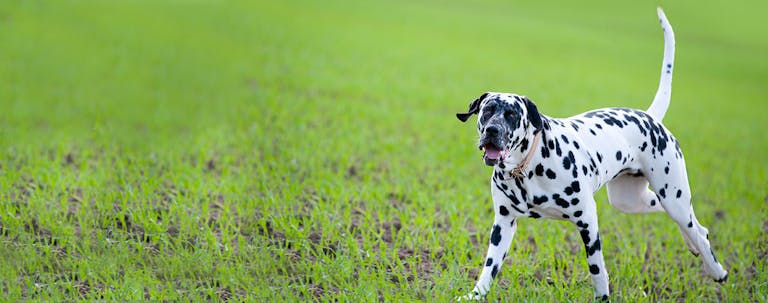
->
[482, 143, 504, 166]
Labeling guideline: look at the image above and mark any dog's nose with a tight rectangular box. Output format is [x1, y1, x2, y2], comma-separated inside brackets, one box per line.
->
[485, 126, 499, 136]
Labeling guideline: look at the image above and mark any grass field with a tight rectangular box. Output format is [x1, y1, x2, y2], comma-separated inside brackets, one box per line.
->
[1, 0, 767, 301]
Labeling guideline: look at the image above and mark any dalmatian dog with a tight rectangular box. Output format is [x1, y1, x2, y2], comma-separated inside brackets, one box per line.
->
[456, 8, 728, 301]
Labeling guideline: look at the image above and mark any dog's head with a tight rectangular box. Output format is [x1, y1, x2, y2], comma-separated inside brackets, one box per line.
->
[457, 92, 543, 166]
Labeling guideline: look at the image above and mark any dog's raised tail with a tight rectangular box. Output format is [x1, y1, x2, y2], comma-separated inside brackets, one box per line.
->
[647, 7, 675, 121]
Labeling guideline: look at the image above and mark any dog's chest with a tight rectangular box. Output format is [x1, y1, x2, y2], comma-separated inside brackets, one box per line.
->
[491, 172, 578, 219]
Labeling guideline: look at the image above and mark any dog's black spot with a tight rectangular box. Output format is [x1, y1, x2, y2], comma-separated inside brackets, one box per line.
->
[499, 205, 509, 216]
[665, 166, 670, 174]
[509, 137, 520, 150]
[573, 141, 580, 149]
[494, 182, 524, 211]
[500, 183, 508, 190]
[533, 195, 548, 205]
[486, 257, 493, 266]
[688, 221, 693, 228]
[519, 138, 529, 152]
[615, 151, 622, 161]
[596, 152, 603, 163]
[545, 169, 556, 179]
[624, 114, 646, 136]
[491, 264, 499, 279]
[553, 194, 570, 208]
[581, 233, 601, 256]
[562, 214, 570, 219]
[659, 188, 666, 198]
[574, 210, 583, 217]
[589, 129, 597, 136]
[581, 165, 588, 176]
[563, 151, 576, 172]
[535, 164, 544, 176]
[560, 134, 569, 144]
[571, 181, 580, 193]
[604, 116, 624, 128]
[676, 189, 682, 198]
[571, 198, 580, 206]
[589, 264, 600, 275]
[529, 211, 541, 219]
[579, 229, 590, 244]
[589, 235, 602, 256]
[596, 294, 609, 301]
[490, 224, 502, 246]
[563, 180, 580, 196]
[564, 187, 573, 196]
[577, 221, 589, 229]
[650, 199, 656, 206]
[514, 178, 527, 198]
[640, 142, 648, 152]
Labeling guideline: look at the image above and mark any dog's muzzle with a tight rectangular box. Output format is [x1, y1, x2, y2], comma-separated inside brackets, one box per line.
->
[480, 125, 506, 166]
[479, 125, 506, 166]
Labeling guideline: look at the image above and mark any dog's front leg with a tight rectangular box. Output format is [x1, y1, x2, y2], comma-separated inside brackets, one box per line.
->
[461, 214, 517, 300]
[569, 196, 610, 301]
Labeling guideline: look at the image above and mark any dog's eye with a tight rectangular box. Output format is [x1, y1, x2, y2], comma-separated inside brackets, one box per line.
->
[504, 110, 516, 118]
[480, 111, 492, 123]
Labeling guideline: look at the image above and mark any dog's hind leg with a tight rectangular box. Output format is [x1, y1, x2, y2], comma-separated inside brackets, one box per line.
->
[606, 171, 704, 255]
[647, 160, 728, 282]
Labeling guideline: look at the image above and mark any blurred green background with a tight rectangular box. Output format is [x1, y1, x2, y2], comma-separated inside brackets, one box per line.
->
[0, 0, 766, 301]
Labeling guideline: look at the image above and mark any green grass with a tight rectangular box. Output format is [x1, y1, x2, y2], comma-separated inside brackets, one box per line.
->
[1, 0, 766, 301]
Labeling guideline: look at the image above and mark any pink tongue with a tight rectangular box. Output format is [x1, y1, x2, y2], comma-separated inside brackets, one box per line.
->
[484, 145, 501, 160]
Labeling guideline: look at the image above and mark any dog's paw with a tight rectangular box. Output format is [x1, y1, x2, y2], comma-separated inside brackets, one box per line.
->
[456, 290, 484, 301]
[714, 272, 729, 284]
[594, 294, 610, 302]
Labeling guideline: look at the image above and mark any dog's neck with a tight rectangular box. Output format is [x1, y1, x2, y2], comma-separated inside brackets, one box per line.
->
[498, 130, 542, 178]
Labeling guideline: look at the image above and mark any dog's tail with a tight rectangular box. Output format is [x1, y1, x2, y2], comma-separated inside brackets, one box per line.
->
[647, 7, 675, 121]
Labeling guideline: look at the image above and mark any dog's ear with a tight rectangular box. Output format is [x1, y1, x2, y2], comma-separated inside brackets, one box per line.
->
[523, 97, 543, 132]
[456, 92, 489, 122]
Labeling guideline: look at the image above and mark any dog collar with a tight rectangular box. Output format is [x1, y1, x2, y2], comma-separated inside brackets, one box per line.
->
[510, 131, 541, 178]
